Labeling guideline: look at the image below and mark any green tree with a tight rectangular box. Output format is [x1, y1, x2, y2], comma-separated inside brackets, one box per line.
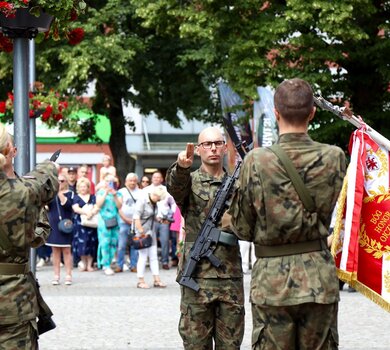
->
[134, 0, 390, 149]
[0, 0, 218, 182]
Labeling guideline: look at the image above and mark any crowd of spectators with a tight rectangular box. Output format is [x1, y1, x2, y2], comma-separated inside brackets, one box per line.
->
[37, 155, 181, 288]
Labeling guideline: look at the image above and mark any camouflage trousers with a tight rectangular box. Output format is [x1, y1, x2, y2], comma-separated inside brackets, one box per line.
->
[179, 278, 245, 350]
[251, 302, 338, 350]
[0, 320, 39, 350]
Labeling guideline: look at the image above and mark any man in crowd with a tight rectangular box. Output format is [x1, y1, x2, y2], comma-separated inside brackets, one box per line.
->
[78, 164, 95, 194]
[229, 78, 346, 349]
[143, 171, 176, 270]
[166, 127, 244, 349]
[67, 166, 78, 193]
[117, 172, 142, 272]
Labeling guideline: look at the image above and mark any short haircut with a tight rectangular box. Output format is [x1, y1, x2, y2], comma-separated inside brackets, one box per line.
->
[126, 172, 138, 181]
[274, 78, 314, 125]
[151, 185, 167, 200]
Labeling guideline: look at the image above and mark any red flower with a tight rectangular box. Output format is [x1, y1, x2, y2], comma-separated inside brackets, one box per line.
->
[0, 33, 13, 53]
[0, 2, 15, 17]
[42, 105, 53, 121]
[0, 101, 6, 114]
[68, 28, 85, 46]
[70, 9, 78, 21]
[29, 110, 35, 118]
[53, 113, 63, 121]
[7, 92, 14, 102]
[58, 101, 68, 112]
[32, 99, 41, 109]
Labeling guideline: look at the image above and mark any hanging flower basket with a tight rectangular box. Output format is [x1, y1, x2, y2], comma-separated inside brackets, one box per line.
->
[0, 7, 53, 33]
[0, 1, 86, 40]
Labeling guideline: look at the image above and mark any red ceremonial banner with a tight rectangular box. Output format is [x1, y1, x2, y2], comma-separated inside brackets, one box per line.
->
[332, 128, 390, 311]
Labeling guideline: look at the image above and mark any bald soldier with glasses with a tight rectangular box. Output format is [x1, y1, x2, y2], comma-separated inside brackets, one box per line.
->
[166, 127, 244, 350]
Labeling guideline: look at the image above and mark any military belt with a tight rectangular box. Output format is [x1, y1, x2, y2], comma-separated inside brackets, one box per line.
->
[0, 262, 29, 275]
[255, 238, 328, 258]
[186, 230, 238, 246]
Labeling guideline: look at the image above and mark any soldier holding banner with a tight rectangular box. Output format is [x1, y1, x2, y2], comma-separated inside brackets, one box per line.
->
[229, 78, 346, 349]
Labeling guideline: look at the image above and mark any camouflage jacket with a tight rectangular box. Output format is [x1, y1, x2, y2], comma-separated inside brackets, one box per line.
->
[166, 162, 242, 279]
[229, 133, 346, 306]
[0, 161, 58, 324]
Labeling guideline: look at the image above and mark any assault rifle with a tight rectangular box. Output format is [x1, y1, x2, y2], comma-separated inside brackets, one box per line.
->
[178, 113, 252, 292]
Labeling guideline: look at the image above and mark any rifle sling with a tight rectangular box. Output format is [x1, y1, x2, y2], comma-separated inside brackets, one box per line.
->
[254, 144, 328, 258]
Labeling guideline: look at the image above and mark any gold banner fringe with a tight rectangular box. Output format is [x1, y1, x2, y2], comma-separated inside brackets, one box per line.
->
[336, 268, 353, 284]
[331, 168, 349, 257]
[350, 280, 390, 313]
[338, 268, 390, 312]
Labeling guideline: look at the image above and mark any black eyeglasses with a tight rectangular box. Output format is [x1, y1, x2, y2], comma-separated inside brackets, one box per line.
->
[197, 141, 225, 149]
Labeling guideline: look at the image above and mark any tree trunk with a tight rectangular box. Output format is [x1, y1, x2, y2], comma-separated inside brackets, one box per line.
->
[107, 98, 135, 186]
[95, 78, 135, 186]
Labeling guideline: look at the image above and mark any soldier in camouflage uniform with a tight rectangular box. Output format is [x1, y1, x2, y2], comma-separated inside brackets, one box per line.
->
[0, 123, 59, 349]
[166, 127, 244, 350]
[229, 78, 346, 349]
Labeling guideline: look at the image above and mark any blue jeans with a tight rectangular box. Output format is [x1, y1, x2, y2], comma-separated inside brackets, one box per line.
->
[117, 223, 138, 269]
[155, 221, 170, 264]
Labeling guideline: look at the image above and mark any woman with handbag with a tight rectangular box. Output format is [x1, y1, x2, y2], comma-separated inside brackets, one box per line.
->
[46, 174, 74, 285]
[72, 177, 99, 272]
[133, 185, 167, 289]
[95, 174, 123, 276]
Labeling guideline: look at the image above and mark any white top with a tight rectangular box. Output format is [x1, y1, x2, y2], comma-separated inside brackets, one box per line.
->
[117, 186, 142, 224]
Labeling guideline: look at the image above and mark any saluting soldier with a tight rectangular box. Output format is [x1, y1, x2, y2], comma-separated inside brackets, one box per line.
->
[166, 126, 244, 350]
[229, 78, 346, 349]
[0, 122, 59, 349]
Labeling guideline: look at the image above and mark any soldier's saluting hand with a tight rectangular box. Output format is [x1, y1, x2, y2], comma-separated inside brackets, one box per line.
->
[177, 143, 194, 168]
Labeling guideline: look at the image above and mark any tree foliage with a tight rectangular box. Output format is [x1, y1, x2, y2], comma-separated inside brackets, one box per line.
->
[134, 0, 390, 150]
[1, 0, 389, 180]
[0, 0, 218, 182]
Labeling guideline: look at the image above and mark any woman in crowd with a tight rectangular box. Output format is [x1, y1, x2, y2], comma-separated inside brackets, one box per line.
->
[139, 175, 150, 189]
[72, 177, 99, 272]
[133, 185, 167, 289]
[95, 174, 122, 275]
[46, 173, 74, 285]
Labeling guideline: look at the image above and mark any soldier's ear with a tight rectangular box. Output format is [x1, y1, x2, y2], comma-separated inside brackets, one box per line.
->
[1, 144, 10, 156]
[195, 145, 200, 157]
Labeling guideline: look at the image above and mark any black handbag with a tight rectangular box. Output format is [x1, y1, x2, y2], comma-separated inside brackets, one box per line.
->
[129, 232, 153, 250]
[104, 217, 118, 229]
[128, 213, 154, 249]
[56, 197, 73, 234]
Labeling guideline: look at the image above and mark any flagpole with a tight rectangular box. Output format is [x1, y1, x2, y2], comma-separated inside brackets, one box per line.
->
[314, 96, 390, 151]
